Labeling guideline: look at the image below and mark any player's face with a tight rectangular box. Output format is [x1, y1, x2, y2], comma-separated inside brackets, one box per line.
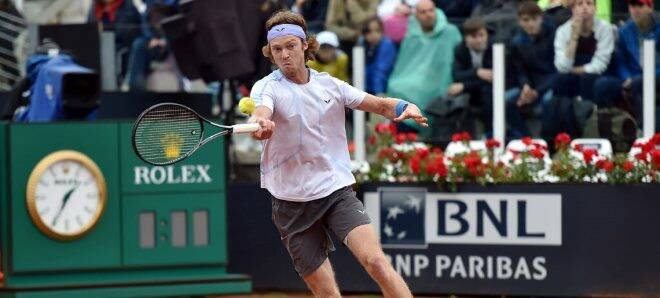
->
[518, 14, 543, 36]
[465, 28, 488, 52]
[269, 36, 308, 74]
[572, 0, 595, 20]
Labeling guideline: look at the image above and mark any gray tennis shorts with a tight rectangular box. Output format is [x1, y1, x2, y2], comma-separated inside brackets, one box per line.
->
[270, 186, 371, 277]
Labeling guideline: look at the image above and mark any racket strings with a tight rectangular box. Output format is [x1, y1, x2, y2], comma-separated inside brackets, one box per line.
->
[134, 105, 203, 165]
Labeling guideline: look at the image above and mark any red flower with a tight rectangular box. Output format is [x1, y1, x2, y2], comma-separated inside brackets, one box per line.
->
[375, 123, 389, 134]
[368, 135, 377, 145]
[635, 152, 648, 163]
[530, 148, 545, 159]
[452, 133, 462, 142]
[652, 150, 660, 168]
[574, 144, 584, 152]
[554, 133, 571, 149]
[522, 137, 533, 146]
[410, 156, 421, 174]
[388, 123, 398, 135]
[416, 147, 430, 159]
[395, 133, 407, 144]
[603, 160, 614, 172]
[486, 138, 501, 149]
[595, 159, 605, 169]
[435, 157, 448, 178]
[463, 151, 482, 170]
[652, 133, 660, 145]
[432, 147, 443, 155]
[406, 132, 417, 142]
[623, 160, 634, 172]
[378, 147, 394, 160]
[425, 163, 436, 175]
[583, 149, 597, 164]
[461, 131, 472, 142]
[642, 141, 655, 154]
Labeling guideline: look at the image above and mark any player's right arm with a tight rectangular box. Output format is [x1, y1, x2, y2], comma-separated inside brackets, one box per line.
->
[249, 106, 275, 140]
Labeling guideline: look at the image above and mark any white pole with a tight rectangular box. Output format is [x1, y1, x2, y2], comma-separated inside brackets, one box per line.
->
[493, 43, 506, 153]
[352, 46, 366, 162]
[643, 40, 656, 138]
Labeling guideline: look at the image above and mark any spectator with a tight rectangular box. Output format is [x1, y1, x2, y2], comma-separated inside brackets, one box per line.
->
[289, 0, 329, 33]
[386, 0, 462, 133]
[446, 18, 495, 134]
[362, 17, 397, 96]
[507, 1, 558, 137]
[553, 0, 614, 103]
[307, 31, 350, 82]
[122, 3, 181, 91]
[593, 0, 660, 124]
[540, 0, 612, 23]
[88, 0, 143, 83]
[325, 0, 378, 51]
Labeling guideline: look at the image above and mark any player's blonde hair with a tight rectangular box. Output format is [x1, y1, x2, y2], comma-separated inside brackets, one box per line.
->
[262, 10, 319, 62]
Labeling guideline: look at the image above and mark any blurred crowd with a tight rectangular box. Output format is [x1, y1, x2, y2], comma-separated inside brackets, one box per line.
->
[1, 0, 659, 145]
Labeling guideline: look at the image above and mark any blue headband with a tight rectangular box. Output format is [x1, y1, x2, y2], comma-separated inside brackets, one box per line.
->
[267, 24, 306, 43]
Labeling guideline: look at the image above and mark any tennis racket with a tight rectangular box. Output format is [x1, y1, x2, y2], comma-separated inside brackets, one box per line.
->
[131, 102, 260, 166]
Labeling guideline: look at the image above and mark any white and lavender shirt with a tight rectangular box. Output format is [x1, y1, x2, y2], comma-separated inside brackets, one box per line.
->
[250, 68, 366, 202]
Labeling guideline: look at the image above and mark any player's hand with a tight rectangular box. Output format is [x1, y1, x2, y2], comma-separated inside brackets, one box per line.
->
[393, 103, 428, 127]
[251, 118, 275, 140]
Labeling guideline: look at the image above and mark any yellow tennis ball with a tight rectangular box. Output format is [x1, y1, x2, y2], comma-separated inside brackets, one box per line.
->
[238, 97, 256, 115]
[164, 145, 181, 159]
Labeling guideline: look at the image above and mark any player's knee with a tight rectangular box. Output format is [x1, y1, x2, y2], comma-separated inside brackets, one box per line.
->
[364, 255, 391, 281]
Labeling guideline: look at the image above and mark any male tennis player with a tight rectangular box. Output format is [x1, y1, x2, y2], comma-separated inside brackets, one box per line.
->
[248, 11, 426, 298]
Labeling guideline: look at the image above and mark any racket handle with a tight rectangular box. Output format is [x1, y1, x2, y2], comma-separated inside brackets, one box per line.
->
[232, 123, 260, 134]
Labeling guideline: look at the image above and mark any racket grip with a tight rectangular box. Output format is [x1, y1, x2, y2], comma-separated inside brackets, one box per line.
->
[232, 123, 261, 134]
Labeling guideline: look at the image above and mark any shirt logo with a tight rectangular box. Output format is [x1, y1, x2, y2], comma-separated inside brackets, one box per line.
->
[322, 98, 331, 104]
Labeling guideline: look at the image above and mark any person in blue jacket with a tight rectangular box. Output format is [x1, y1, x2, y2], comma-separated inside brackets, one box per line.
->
[362, 17, 397, 96]
[593, 0, 660, 125]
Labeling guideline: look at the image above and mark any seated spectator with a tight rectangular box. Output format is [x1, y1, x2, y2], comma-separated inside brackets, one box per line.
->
[386, 0, 462, 133]
[122, 3, 182, 91]
[593, 0, 660, 124]
[446, 18, 494, 134]
[307, 31, 350, 81]
[553, 0, 614, 104]
[362, 17, 397, 96]
[88, 0, 143, 84]
[507, 1, 558, 137]
[325, 0, 378, 52]
[289, 0, 328, 33]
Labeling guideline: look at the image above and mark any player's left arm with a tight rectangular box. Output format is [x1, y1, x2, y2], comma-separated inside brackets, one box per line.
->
[355, 94, 428, 127]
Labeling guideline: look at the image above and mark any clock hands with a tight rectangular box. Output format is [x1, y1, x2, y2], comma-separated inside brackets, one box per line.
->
[51, 187, 77, 227]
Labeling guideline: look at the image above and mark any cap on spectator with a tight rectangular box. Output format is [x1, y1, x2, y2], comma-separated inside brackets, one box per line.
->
[316, 31, 340, 47]
[627, 0, 653, 6]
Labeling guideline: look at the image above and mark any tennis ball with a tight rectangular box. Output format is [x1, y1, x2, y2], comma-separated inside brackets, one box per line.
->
[238, 97, 256, 115]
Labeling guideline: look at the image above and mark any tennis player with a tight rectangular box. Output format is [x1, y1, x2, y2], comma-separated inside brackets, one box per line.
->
[248, 11, 426, 298]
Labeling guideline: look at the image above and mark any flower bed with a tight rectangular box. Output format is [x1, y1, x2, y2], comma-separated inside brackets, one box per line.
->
[351, 123, 660, 187]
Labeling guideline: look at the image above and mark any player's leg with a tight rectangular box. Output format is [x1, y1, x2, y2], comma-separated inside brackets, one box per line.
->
[345, 224, 412, 298]
[302, 258, 341, 298]
[324, 187, 412, 298]
[271, 197, 340, 297]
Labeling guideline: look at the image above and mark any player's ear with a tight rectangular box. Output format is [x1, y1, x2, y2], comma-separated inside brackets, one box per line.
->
[301, 39, 308, 51]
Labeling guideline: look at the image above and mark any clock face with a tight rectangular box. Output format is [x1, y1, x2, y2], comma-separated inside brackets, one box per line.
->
[27, 151, 106, 240]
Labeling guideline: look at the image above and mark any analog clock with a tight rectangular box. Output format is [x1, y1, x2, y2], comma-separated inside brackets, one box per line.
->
[26, 150, 107, 241]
